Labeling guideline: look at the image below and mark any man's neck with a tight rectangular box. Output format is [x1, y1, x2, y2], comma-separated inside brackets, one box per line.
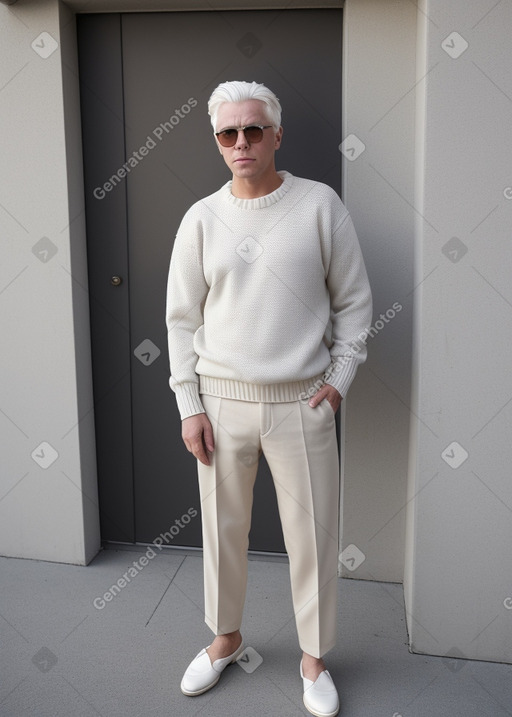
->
[230, 171, 283, 200]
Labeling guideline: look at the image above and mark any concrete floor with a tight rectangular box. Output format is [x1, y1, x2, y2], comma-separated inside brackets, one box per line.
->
[1, 545, 512, 717]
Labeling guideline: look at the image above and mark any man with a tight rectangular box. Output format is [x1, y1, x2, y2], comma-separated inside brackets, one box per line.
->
[166, 80, 372, 717]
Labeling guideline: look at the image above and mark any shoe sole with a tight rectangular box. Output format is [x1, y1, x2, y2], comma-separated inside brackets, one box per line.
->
[181, 673, 221, 697]
[303, 694, 340, 717]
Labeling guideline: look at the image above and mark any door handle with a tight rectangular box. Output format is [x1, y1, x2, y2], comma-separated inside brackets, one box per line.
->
[111, 275, 123, 286]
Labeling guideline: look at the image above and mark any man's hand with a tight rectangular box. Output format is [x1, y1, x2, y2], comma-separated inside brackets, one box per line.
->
[308, 384, 342, 413]
[182, 413, 215, 466]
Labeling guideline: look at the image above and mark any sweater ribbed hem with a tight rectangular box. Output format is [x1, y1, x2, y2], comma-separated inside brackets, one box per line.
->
[199, 373, 326, 403]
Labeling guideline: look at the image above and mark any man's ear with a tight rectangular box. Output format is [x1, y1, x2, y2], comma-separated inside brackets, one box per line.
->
[275, 126, 283, 149]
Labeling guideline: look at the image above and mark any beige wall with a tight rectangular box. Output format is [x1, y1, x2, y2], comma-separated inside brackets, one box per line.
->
[404, 0, 512, 663]
[341, 0, 417, 583]
[0, 0, 99, 564]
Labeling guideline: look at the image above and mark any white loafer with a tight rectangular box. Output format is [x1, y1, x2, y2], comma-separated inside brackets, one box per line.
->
[300, 659, 340, 717]
[180, 642, 245, 696]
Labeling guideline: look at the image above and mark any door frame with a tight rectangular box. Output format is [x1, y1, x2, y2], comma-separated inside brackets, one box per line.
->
[74, 0, 347, 556]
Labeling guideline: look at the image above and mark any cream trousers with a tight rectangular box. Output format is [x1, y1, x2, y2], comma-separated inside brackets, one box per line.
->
[197, 393, 340, 658]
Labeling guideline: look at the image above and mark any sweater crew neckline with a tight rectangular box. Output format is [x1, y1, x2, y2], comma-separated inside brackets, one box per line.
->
[222, 170, 293, 209]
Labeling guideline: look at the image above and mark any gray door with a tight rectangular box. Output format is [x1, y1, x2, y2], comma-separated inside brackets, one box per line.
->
[77, 10, 342, 551]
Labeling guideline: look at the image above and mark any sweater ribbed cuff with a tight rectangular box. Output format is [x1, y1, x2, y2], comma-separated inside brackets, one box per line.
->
[173, 382, 205, 420]
[323, 357, 360, 399]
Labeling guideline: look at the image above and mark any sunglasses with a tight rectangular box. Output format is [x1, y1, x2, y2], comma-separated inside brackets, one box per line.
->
[215, 124, 273, 147]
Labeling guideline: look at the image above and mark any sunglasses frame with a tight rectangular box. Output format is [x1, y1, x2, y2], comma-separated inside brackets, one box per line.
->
[214, 124, 273, 147]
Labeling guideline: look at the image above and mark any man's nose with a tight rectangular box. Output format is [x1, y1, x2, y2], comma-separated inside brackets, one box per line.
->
[234, 129, 249, 149]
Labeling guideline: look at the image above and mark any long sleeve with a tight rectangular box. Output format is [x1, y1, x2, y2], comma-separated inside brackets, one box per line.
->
[166, 211, 209, 419]
[323, 212, 373, 398]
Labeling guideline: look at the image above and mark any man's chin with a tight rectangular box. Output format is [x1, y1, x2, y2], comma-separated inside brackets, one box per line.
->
[232, 162, 257, 174]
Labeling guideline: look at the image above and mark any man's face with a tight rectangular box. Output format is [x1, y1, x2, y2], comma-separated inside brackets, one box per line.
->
[214, 99, 283, 182]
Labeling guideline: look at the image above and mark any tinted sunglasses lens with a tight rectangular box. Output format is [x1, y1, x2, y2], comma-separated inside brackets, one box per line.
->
[217, 129, 237, 147]
[244, 126, 264, 143]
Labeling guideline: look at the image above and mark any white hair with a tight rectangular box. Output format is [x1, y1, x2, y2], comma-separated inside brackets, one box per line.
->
[208, 81, 282, 132]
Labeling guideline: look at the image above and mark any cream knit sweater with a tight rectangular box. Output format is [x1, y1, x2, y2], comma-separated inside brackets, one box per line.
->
[166, 171, 372, 420]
